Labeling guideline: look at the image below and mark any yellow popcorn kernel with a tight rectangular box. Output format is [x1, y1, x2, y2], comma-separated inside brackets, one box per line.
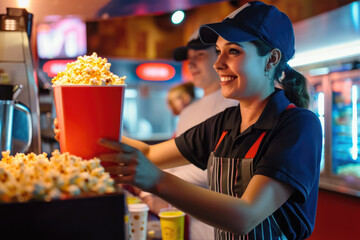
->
[0, 151, 116, 202]
[0, 168, 10, 183]
[91, 167, 104, 177]
[66, 185, 81, 196]
[92, 183, 106, 194]
[51, 53, 125, 86]
[45, 188, 62, 201]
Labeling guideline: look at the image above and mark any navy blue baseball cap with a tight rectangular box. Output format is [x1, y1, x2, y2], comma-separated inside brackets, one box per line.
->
[199, 1, 295, 61]
[173, 29, 213, 61]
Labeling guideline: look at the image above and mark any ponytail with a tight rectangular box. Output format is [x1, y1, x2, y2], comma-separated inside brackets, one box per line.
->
[251, 40, 310, 109]
[274, 60, 310, 108]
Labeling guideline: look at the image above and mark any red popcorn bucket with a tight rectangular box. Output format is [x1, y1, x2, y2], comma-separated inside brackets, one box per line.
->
[53, 85, 126, 159]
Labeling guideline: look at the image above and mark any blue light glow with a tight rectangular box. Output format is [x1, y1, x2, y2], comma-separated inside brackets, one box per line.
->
[351, 85, 358, 160]
[317, 92, 325, 171]
[351, 1, 360, 31]
[171, 10, 185, 24]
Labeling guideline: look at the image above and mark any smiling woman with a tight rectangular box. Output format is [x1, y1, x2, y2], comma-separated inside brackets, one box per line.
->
[214, 39, 275, 104]
[98, 1, 323, 240]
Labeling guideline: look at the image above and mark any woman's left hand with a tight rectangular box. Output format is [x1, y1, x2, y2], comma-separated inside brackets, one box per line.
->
[98, 139, 164, 192]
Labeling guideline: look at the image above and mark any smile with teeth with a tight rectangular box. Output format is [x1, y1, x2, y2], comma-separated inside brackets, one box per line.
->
[220, 76, 237, 82]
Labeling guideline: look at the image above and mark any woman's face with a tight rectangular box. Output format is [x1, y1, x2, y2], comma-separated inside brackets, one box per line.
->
[214, 36, 274, 102]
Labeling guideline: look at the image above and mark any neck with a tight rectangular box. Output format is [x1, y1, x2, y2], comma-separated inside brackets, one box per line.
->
[239, 91, 273, 133]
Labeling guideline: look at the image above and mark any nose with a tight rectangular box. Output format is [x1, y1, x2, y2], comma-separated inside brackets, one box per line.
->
[188, 55, 196, 68]
[214, 53, 226, 71]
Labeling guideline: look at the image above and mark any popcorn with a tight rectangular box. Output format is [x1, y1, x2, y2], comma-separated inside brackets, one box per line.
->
[0, 150, 116, 203]
[52, 52, 126, 86]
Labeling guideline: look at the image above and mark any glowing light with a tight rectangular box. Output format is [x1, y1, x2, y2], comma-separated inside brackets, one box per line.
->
[37, 17, 87, 59]
[171, 10, 185, 24]
[17, 0, 30, 8]
[136, 63, 175, 81]
[317, 92, 325, 172]
[308, 67, 329, 76]
[351, 85, 358, 160]
[42, 60, 75, 77]
[317, 92, 325, 116]
[125, 89, 138, 98]
[289, 40, 360, 67]
[351, 1, 359, 31]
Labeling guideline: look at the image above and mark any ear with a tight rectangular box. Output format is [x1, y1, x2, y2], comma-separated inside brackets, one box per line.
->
[265, 48, 282, 71]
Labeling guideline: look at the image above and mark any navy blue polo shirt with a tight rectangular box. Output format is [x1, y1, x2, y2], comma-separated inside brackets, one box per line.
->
[175, 89, 323, 239]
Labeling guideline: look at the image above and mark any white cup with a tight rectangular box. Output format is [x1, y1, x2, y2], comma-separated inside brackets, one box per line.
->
[128, 203, 149, 240]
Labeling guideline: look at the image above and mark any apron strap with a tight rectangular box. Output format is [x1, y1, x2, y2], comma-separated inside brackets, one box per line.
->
[244, 131, 267, 159]
[214, 130, 228, 152]
[286, 103, 296, 110]
[213, 104, 296, 155]
[244, 103, 297, 159]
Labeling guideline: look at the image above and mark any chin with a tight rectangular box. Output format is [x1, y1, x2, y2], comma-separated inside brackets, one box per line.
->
[221, 89, 233, 99]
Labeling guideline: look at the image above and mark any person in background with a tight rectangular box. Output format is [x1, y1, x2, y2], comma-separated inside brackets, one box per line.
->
[100, 1, 322, 239]
[172, 30, 239, 137]
[138, 29, 238, 240]
[167, 82, 196, 116]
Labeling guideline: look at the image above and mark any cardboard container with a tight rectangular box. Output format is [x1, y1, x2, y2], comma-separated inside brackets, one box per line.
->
[53, 85, 126, 159]
[0, 191, 126, 239]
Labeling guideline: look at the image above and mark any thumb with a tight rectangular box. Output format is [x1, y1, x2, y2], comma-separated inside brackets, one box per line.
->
[98, 138, 135, 153]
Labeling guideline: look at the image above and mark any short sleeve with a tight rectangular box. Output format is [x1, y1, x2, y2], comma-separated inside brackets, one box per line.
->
[255, 109, 323, 203]
[175, 109, 234, 170]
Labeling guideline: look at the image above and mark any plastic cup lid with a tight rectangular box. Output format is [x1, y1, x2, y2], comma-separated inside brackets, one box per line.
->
[128, 203, 149, 212]
[158, 208, 185, 218]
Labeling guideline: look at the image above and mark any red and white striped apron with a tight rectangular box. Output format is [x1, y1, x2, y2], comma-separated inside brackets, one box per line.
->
[207, 104, 296, 240]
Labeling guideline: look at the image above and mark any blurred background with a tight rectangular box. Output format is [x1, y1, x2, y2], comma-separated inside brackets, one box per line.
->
[0, 1, 360, 238]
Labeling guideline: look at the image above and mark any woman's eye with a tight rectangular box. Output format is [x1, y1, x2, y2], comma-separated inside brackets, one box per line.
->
[215, 49, 221, 55]
[229, 48, 240, 54]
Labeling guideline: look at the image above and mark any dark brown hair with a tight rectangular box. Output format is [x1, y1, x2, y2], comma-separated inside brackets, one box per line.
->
[169, 82, 196, 99]
[251, 40, 310, 108]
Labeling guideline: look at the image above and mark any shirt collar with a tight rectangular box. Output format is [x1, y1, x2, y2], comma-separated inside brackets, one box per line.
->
[254, 88, 291, 130]
[225, 88, 291, 141]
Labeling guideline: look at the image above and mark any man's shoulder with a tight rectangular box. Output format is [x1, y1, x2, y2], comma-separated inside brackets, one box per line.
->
[182, 91, 238, 115]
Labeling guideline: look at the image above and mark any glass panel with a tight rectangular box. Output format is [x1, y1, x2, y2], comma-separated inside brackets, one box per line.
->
[309, 82, 325, 172]
[123, 85, 177, 141]
[332, 78, 360, 179]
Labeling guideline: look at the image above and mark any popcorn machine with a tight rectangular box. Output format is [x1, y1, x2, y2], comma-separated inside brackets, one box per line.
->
[0, 8, 41, 154]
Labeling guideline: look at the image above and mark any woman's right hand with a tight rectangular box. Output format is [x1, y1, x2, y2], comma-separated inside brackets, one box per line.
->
[98, 139, 165, 192]
[53, 118, 60, 141]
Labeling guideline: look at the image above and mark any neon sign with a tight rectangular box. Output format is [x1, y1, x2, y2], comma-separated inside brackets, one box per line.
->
[136, 63, 175, 81]
[42, 59, 75, 77]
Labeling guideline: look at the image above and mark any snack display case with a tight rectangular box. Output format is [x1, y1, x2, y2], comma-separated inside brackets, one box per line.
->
[307, 69, 360, 196]
[291, 1, 360, 198]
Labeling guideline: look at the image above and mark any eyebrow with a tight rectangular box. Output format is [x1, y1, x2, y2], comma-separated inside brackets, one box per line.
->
[216, 42, 244, 48]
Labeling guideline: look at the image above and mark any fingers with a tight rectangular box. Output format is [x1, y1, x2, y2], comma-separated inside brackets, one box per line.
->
[112, 175, 134, 185]
[105, 165, 135, 185]
[105, 165, 132, 177]
[53, 118, 60, 141]
[54, 128, 60, 141]
[98, 139, 135, 154]
[99, 152, 134, 164]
